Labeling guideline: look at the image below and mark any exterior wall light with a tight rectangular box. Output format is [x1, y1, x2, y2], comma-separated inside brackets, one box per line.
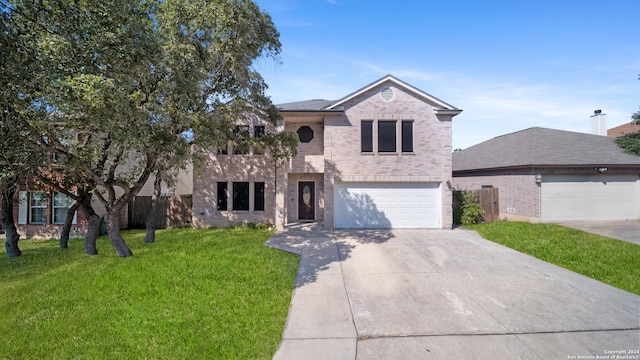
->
[596, 167, 608, 173]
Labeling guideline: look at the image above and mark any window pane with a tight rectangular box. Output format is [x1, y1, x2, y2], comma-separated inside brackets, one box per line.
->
[233, 126, 250, 155]
[378, 121, 396, 152]
[254, 182, 265, 211]
[254, 126, 266, 155]
[30, 192, 46, 224]
[31, 208, 46, 224]
[53, 208, 68, 224]
[361, 121, 373, 152]
[254, 126, 266, 138]
[217, 182, 228, 211]
[402, 120, 413, 152]
[232, 182, 250, 211]
[53, 192, 72, 224]
[31, 191, 46, 207]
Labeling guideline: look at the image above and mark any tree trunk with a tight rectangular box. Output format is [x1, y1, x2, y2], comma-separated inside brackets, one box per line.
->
[144, 172, 163, 243]
[59, 201, 80, 249]
[1, 183, 21, 258]
[106, 210, 132, 257]
[79, 195, 99, 255]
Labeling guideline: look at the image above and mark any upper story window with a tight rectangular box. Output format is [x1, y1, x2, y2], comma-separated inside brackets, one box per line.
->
[361, 119, 413, 154]
[233, 125, 250, 155]
[401, 120, 413, 153]
[297, 126, 314, 143]
[254, 125, 266, 155]
[378, 121, 396, 152]
[361, 121, 373, 153]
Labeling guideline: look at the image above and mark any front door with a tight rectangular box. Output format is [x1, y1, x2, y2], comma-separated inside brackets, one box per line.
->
[298, 182, 315, 221]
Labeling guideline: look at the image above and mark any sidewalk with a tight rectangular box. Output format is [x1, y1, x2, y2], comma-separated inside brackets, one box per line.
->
[267, 227, 640, 360]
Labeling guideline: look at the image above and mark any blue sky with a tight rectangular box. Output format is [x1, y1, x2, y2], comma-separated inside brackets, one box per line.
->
[253, 0, 640, 149]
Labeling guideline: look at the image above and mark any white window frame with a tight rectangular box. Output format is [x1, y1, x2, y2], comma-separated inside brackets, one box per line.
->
[52, 192, 77, 224]
[29, 191, 47, 224]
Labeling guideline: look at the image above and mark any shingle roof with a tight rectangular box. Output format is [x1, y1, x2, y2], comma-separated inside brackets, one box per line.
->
[275, 75, 462, 116]
[276, 99, 336, 111]
[453, 127, 640, 172]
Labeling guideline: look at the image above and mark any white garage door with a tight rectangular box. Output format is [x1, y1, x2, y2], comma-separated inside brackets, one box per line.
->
[541, 174, 639, 222]
[334, 183, 441, 229]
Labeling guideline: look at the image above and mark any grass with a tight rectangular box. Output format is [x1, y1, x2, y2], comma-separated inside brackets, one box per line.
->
[466, 221, 640, 295]
[0, 228, 300, 360]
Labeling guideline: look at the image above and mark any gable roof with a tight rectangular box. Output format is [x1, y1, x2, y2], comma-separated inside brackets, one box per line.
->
[453, 127, 640, 172]
[276, 75, 462, 115]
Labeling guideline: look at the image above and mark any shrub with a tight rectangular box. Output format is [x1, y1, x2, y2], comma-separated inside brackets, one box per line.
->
[453, 190, 485, 225]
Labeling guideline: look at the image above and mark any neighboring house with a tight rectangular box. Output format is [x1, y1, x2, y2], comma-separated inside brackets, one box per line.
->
[452, 127, 640, 222]
[5, 164, 193, 239]
[192, 75, 462, 229]
[608, 122, 640, 137]
[11, 183, 84, 239]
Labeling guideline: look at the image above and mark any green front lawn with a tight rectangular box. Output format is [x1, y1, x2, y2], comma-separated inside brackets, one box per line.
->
[466, 222, 640, 295]
[0, 228, 299, 359]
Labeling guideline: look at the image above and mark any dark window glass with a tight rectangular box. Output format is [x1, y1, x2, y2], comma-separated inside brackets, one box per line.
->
[361, 121, 373, 152]
[402, 120, 413, 153]
[233, 125, 250, 154]
[233, 182, 250, 211]
[297, 126, 314, 143]
[254, 125, 266, 155]
[254, 125, 266, 138]
[378, 121, 396, 152]
[217, 144, 228, 155]
[217, 182, 228, 210]
[254, 182, 265, 211]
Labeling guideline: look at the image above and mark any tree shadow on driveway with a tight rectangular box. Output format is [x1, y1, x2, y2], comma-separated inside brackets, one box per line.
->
[266, 225, 395, 287]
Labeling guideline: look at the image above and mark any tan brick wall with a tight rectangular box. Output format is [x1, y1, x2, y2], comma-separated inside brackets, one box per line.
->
[192, 150, 277, 228]
[322, 84, 454, 228]
[452, 171, 541, 222]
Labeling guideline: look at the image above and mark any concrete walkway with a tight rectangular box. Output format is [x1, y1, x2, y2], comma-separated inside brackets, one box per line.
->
[267, 227, 640, 360]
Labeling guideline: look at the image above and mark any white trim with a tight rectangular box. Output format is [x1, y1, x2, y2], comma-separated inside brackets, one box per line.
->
[326, 75, 461, 114]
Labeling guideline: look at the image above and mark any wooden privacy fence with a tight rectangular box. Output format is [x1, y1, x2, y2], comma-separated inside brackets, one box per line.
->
[478, 188, 499, 222]
[128, 195, 193, 229]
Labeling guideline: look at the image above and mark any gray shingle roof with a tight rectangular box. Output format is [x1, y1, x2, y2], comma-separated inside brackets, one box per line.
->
[276, 99, 336, 111]
[453, 127, 640, 172]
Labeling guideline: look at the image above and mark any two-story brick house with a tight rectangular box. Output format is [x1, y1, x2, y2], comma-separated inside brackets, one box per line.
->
[192, 75, 462, 230]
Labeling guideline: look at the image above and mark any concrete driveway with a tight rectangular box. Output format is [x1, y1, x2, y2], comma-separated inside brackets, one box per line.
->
[558, 220, 640, 245]
[267, 227, 640, 360]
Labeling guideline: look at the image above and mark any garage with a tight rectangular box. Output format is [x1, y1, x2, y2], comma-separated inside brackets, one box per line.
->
[541, 174, 640, 222]
[334, 182, 441, 229]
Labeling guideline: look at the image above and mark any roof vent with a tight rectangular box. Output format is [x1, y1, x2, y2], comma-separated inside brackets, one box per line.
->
[380, 87, 394, 101]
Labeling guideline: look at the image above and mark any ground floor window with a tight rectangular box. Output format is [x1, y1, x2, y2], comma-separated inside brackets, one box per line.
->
[216, 181, 265, 212]
[29, 191, 46, 224]
[232, 182, 250, 211]
[254, 182, 265, 211]
[217, 182, 228, 210]
[52, 192, 74, 224]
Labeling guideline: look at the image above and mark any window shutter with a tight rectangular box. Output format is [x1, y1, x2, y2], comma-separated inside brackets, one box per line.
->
[18, 191, 27, 224]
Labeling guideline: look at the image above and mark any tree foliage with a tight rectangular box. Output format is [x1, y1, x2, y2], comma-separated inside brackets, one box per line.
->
[615, 132, 640, 156]
[1, 0, 294, 257]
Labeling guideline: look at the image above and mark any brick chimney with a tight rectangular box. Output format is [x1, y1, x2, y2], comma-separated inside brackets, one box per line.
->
[589, 110, 607, 136]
